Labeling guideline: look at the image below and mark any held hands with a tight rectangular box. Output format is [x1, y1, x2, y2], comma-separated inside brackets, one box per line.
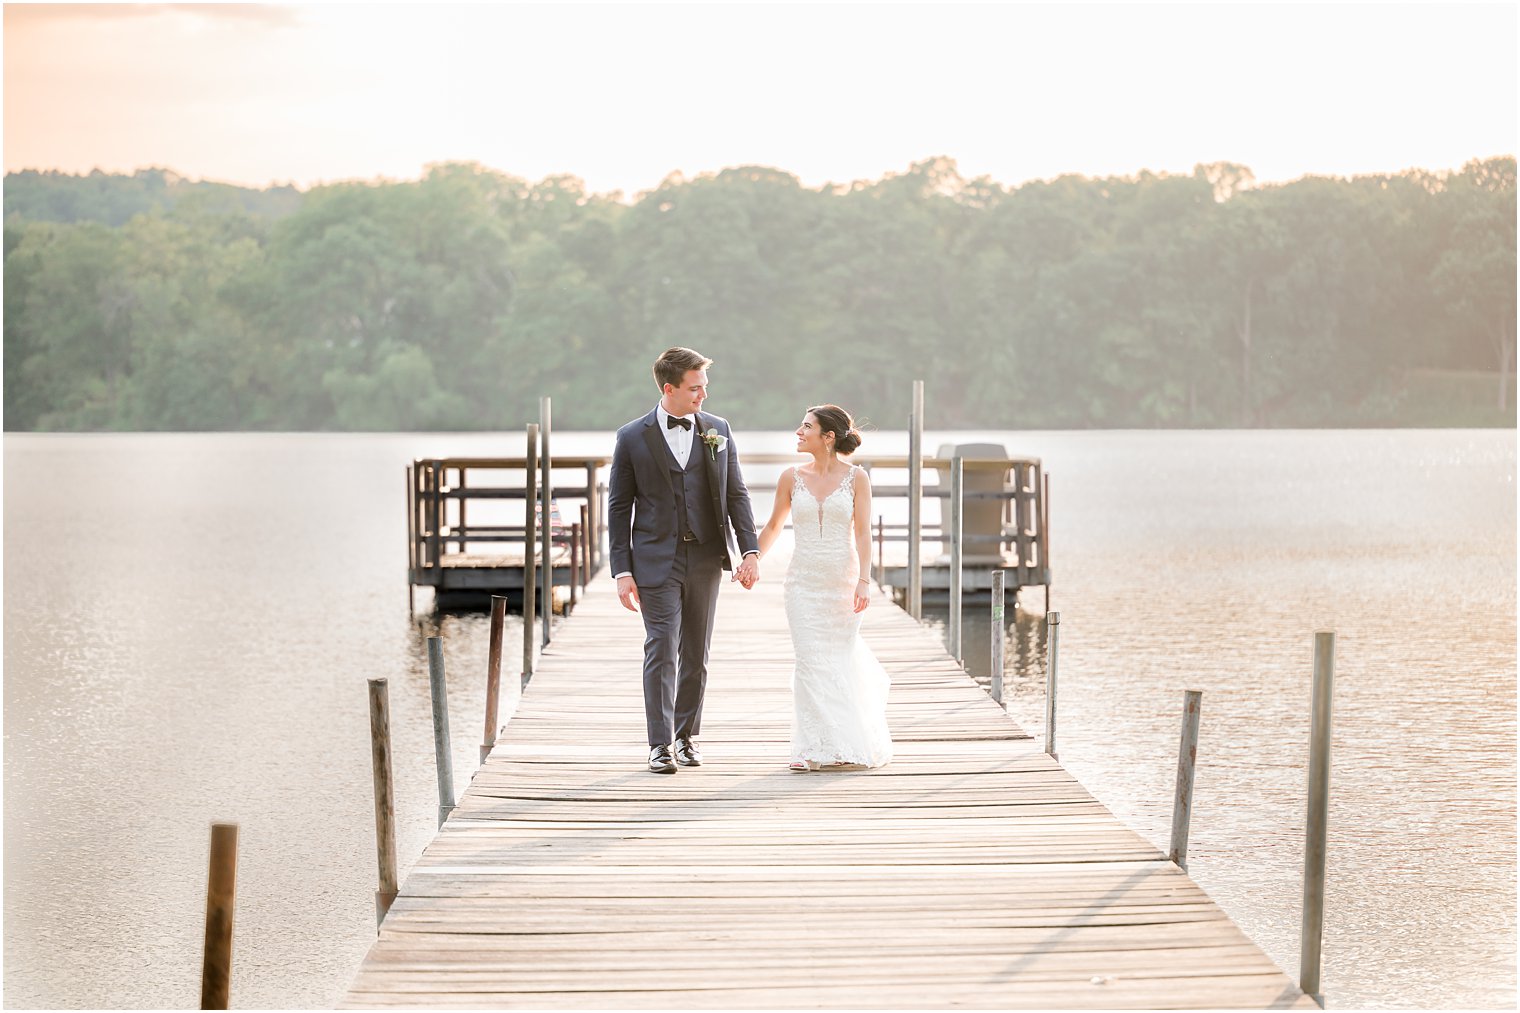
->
[616, 575, 641, 613]
[853, 578, 871, 613]
[733, 554, 760, 589]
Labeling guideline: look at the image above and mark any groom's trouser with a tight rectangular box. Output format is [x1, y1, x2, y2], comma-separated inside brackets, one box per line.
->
[638, 538, 723, 747]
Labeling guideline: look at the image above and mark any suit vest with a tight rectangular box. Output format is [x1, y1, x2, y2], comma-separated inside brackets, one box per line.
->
[669, 442, 717, 544]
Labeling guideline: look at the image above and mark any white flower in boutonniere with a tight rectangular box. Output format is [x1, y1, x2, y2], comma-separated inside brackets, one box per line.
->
[701, 431, 728, 460]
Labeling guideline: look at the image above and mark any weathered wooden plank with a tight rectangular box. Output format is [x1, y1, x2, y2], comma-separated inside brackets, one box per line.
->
[342, 972, 1315, 1010]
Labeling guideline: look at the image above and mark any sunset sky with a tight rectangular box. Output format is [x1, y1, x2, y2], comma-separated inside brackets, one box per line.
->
[4, 2, 1516, 196]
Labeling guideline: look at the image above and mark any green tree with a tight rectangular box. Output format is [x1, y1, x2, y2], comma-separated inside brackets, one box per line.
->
[1430, 157, 1517, 410]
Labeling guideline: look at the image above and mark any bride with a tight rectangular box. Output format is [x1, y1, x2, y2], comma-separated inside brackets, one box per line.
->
[753, 404, 893, 771]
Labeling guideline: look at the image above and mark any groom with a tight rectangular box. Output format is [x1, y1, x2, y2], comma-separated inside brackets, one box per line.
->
[608, 347, 761, 774]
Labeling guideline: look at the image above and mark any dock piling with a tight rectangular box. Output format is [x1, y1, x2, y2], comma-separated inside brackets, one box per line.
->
[989, 569, 1005, 706]
[580, 503, 591, 589]
[426, 462, 441, 586]
[367, 678, 399, 925]
[426, 636, 456, 827]
[456, 468, 469, 552]
[405, 465, 415, 614]
[1300, 631, 1336, 1006]
[481, 596, 506, 764]
[1043, 471, 1051, 615]
[585, 465, 600, 572]
[1045, 611, 1061, 759]
[875, 515, 884, 588]
[1169, 689, 1203, 869]
[523, 425, 539, 687]
[948, 456, 964, 664]
[540, 396, 553, 648]
[199, 822, 238, 1010]
[907, 380, 924, 621]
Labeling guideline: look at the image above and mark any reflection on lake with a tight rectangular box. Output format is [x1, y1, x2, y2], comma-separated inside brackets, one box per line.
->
[4, 429, 1514, 1009]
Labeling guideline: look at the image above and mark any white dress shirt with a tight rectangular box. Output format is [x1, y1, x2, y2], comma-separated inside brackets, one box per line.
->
[656, 403, 695, 468]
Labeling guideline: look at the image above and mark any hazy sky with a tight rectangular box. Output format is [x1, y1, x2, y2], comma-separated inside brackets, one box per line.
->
[4, 2, 1516, 196]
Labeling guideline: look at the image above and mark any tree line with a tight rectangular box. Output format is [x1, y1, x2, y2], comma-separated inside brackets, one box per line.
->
[4, 157, 1514, 432]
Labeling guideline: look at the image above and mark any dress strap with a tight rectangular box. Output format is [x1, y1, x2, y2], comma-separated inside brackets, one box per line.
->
[839, 463, 856, 501]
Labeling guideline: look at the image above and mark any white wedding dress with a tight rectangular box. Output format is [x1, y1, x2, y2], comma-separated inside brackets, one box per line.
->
[784, 465, 893, 769]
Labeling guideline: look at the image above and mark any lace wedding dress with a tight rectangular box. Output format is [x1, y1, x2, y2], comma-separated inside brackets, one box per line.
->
[784, 465, 893, 769]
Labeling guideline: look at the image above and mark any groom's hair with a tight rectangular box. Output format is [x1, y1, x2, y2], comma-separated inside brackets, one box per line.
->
[653, 347, 713, 390]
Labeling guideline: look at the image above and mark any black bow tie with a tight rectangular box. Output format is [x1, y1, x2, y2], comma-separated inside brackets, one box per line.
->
[666, 415, 692, 431]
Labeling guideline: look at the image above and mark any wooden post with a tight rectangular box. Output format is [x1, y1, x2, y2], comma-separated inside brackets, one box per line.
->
[585, 465, 599, 572]
[405, 465, 415, 614]
[444, 465, 456, 554]
[1042, 471, 1052, 616]
[1013, 461, 1031, 588]
[875, 515, 884, 588]
[200, 822, 238, 1010]
[580, 503, 591, 589]
[569, 523, 581, 608]
[1300, 630, 1336, 1005]
[1169, 690, 1203, 869]
[989, 569, 1005, 706]
[1003, 464, 1013, 551]
[540, 397, 553, 647]
[457, 467, 469, 553]
[908, 380, 924, 621]
[481, 596, 506, 764]
[597, 479, 609, 573]
[427, 462, 442, 579]
[426, 636, 456, 827]
[523, 425, 538, 687]
[949, 456, 964, 665]
[1045, 611, 1061, 759]
[367, 678, 398, 925]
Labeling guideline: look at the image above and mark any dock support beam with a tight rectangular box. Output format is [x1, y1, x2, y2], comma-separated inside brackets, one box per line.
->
[948, 456, 964, 664]
[540, 397, 553, 648]
[1169, 690, 1203, 869]
[581, 503, 592, 589]
[1044, 611, 1061, 759]
[1300, 631, 1336, 1007]
[405, 465, 415, 614]
[367, 678, 399, 925]
[427, 636, 456, 827]
[523, 424, 538, 687]
[907, 380, 923, 621]
[989, 569, 1005, 705]
[200, 822, 238, 1010]
[1042, 471, 1051, 616]
[481, 596, 506, 764]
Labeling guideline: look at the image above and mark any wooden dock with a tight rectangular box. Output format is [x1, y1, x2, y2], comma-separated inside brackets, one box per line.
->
[345, 553, 1316, 1009]
[408, 456, 607, 609]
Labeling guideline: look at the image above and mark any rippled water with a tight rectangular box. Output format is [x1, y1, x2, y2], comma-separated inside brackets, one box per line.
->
[4, 430, 1514, 1009]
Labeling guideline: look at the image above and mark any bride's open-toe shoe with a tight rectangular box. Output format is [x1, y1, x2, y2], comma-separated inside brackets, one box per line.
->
[788, 759, 812, 772]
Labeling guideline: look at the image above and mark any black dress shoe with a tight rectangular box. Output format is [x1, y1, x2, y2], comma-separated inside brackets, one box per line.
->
[649, 744, 677, 774]
[674, 737, 702, 767]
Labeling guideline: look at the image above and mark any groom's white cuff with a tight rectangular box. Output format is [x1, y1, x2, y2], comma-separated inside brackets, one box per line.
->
[613, 571, 632, 579]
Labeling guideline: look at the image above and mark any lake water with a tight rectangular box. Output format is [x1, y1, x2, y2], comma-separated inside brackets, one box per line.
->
[3, 429, 1514, 1009]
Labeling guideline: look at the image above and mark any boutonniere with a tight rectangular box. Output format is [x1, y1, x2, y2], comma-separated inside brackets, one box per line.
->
[701, 431, 728, 460]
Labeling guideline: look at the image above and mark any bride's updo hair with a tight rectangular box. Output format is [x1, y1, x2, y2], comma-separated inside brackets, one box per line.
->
[808, 404, 863, 455]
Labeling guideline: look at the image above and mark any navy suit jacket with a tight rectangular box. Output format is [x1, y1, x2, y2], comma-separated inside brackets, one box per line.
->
[608, 409, 760, 587]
